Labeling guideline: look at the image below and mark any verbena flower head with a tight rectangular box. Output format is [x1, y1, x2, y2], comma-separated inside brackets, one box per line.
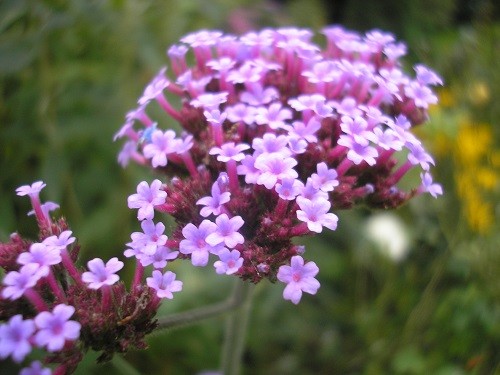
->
[116, 26, 442, 304]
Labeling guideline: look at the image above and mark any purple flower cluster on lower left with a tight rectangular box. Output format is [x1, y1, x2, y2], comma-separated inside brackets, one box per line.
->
[0, 181, 170, 374]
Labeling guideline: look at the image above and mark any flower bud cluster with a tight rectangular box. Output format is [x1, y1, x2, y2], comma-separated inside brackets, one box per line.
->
[1, 182, 165, 374]
[115, 26, 442, 304]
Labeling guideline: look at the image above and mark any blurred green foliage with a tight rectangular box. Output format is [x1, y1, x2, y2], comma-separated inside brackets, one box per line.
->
[1, 0, 499, 374]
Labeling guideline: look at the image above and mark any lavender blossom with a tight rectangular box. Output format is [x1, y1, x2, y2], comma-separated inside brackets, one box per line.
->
[0, 315, 36, 362]
[34, 304, 81, 352]
[81, 257, 124, 289]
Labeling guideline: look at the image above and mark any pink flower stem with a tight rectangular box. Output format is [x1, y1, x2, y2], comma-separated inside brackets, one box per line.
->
[131, 260, 144, 291]
[389, 160, 413, 185]
[226, 160, 240, 192]
[336, 158, 353, 177]
[182, 152, 199, 177]
[60, 249, 84, 287]
[211, 123, 224, 146]
[30, 196, 50, 228]
[156, 94, 182, 122]
[377, 148, 396, 165]
[24, 288, 48, 311]
[46, 270, 66, 302]
[101, 285, 112, 311]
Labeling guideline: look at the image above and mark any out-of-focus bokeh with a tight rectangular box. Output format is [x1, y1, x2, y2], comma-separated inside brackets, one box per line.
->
[1, 0, 498, 374]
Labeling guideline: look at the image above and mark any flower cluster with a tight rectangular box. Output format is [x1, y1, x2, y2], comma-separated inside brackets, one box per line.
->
[115, 26, 442, 304]
[1, 182, 172, 374]
[1, 25, 443, 374]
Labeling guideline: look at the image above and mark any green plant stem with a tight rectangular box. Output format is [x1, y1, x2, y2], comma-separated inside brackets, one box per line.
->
[221, 280, 255, 375]
[154, 279, 254, 333]
[111, 355, 142, 375]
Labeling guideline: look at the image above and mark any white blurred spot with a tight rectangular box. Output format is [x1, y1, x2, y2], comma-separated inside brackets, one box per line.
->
[365, 213, 410, 262]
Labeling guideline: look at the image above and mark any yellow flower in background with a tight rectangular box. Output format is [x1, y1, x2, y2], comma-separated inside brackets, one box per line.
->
[455, 123, 493, 166]
[454, 122, 498, 234]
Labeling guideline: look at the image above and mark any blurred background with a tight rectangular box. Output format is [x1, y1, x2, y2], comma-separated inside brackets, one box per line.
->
[0, 0, 499, 374]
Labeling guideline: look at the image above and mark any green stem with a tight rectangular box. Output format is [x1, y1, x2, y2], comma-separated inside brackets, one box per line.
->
[154, 279, 253, 333]
[221, 280, 255, 375]
[111, 355, 142, 375]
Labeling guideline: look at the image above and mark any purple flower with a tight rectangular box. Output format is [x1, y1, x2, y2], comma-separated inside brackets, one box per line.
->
[407, 143, 434, 170]
[237, 155, 261, 184]
[34, 304, 81, 352]
[420, 172, 443, 198]
[302, 61, 339, 83]
[138, 67, 169, 105]
[143, 129, 179, 167]
[275, 178, 304, 201]
[20, 361, 52, 375]
[277, 255, 320, 304]
[227, 62, 263, 84]
[197, 179, 231, 217]
[340, 115, 375, 144]
[284, 118, 321, 143]
[205, 214, 245, 249]
[42, 230, 76, 251]
[414, 64, 443, 86]
[17, 242, 62, 274]
[255, 154, 298, 189]
[127, 219, 168, 256]
[310, 162, 339, 192]
[209, 142, 250, 162]
[0, 315, 35, 362]
[28, 201, 59, 218]
[204, 109, 227, 126]
[190, 92, 228, 110]
[137, 246, 178, 269]
[81, 257, 124, 289]
[146, 270, 183, 299]
[214, 249, 243, 275]
[16, 181, 46, 197]
[2, 264, 45, 300]
[405, 81, 438, 108]
[225, 104, 256, 125]
[300, 178, 329, 202]
[296, 197, 338, 233]
[240, 84, 279, 106]
[337, 135, 378, 166]
[128, 179, 167, 220]
[180, 220, 225, 266]
[254, 102, 292, 130]
[372, 126, 404, 151]
[252, 133, 291, 158]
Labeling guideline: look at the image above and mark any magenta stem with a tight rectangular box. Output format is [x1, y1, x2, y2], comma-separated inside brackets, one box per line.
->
[101, 285, 112, 312]
[182, 152, 199, 177]
[30, 196, 50, 228]
[24, 288, 48, 311]
[131, 260, 144, 291]
[390, 160, 413, 185]
[156, 94, 182, 122]
[336, 158, 353, 177]
[226, 160, 239, 192]
[46, 270, 66, 302]
[60, 249, 84, 287]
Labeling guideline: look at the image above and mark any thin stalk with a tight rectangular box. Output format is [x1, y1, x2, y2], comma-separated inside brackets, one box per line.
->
[221, 280, 255, 375]
[154, 278, 254, 333]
